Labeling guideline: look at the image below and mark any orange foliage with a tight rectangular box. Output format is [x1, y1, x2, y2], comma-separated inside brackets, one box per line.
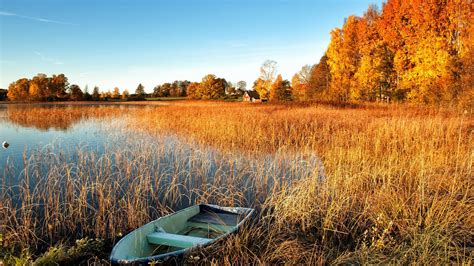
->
[322, 0, 473, 106]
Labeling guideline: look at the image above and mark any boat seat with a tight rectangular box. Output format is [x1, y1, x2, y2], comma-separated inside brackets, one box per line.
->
[147, 232, 212, 248]
[189, 212, 240, 226]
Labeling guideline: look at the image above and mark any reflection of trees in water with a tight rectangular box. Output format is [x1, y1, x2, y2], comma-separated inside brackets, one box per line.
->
[5, 105, 127, 131]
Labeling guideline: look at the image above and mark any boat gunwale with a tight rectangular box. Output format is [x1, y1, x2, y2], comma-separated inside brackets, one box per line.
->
[109, 204, 254, 264]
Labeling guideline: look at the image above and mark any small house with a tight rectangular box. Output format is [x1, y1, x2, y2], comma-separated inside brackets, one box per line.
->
[243, 90, 261, 103]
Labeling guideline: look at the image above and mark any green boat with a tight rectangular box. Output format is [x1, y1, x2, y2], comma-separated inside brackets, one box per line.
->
[109, 204, 254, 264]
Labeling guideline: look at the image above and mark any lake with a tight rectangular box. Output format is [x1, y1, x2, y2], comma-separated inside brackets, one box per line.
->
[0, 104, 136, 183]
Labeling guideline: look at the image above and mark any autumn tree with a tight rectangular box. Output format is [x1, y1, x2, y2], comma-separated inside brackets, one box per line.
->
[7, 78, 30, 101]
[291, 74, 303, 100]
[28, 82, 42, 101]
[28, 74, 49, 101]
[292, 65, 313, 101]
[378, 0, 412, 100]
[69, 84, 84, 101]
[160, 83, 172, 97]
[172, 81, 183, 97]
[121, 90, 129, 99]
[255, 60, 278, 99]
[199, 74, 227, 99]
[178, 80, 191, 97]
[458, 8, 474, 108]
[169, 81, 179, 97]
[352, 5, 396, 101]
[401, 1, 452, 103]
[443, 0, 473, 106]
[48, 74, 69, 100]
[135, 83, 145, 96]
[320, 0, 474, 105]
[377, 0, 458, 103]
[112, 87, 120, 99]
[100, 90, 112, 100]
[269, 74, 292, 101]
[186, 82, 201, 99]
[326, 16, 362, 101]
[153, 85, 164, 97]
[253, 78, 266, 100]
[92, 86, 100, 101]
[308, 54, 331, 99]
[7, 74, 69, 101]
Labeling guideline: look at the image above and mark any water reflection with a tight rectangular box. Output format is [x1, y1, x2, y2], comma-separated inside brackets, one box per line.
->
[0, 104, 137, 180]
[1, 104, 128, 131]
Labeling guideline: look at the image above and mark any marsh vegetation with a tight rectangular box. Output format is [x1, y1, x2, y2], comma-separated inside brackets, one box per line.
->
[0, 101, 472, 264]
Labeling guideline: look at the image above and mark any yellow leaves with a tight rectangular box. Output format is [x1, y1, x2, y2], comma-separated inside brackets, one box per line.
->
[410, 38, 449, 78]
[323, 0, 473, 104]
[186, 75, 227, 100]
[112, 87, 120, 98]
[291, 74, 304, 100]
[7, 78, 29, 101]
[269, 74, 291, 102]
[28, 82, 41, 100]
[253, 78, 268, 100]
[186, 82, 200, 99]
[402, 36, 451, 103]
[292, 65, 313, 101]
[326, 17, 363, 101]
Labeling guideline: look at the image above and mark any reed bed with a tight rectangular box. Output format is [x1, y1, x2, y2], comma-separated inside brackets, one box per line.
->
[1, 101, 472, 264]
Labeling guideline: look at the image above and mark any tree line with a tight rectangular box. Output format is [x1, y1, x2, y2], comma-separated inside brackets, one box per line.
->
[189, 77, 249, 99]
[250, 0, 472, 106]
[152, 78, 247, 99]
[2, 72, 250, 102]
[7, 74, 73, 101]
[4, 73, 149, 102]
[293, 0, 473, 106]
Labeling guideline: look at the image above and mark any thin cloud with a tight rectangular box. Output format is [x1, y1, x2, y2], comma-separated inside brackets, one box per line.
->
[34, 51, 64, 65]
[0, 10, 78, 26]
[0, 11, 16, 16]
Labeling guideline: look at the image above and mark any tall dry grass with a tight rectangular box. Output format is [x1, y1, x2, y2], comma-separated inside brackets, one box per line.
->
[1, 101, 472, 264]
[131, 101, 474, 264]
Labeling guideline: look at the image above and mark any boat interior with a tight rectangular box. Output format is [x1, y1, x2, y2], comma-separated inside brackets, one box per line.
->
[147, 205, 244, 254]
[110, 205, 253, 262]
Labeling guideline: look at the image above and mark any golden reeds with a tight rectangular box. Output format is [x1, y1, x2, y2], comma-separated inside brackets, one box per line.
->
[1, 101, 472, 264]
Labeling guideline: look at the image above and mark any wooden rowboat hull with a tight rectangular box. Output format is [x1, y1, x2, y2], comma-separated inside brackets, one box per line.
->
[110, 204, 254, 264]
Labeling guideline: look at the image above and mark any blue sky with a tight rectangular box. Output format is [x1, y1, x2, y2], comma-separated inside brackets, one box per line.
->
[0, 0, 381, 93]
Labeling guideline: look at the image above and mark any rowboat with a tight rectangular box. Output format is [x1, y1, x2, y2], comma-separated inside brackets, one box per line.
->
[109, 204, 254, 264]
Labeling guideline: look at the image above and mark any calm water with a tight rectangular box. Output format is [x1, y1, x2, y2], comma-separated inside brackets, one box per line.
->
[0, 104, 133, 181]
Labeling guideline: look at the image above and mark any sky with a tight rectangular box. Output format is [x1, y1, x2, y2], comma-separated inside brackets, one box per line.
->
[0, 0, 382, 93]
